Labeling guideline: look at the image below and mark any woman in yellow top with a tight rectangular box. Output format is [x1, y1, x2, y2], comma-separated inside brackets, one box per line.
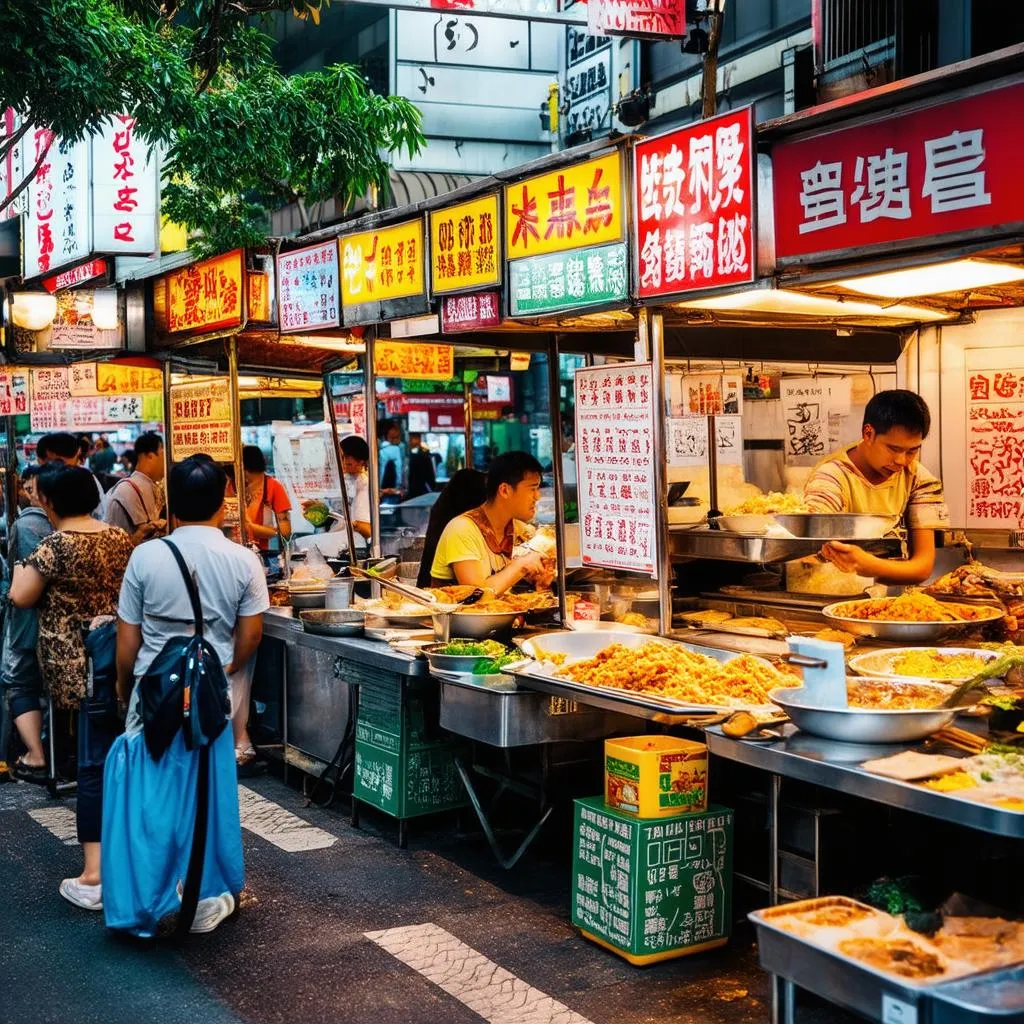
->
[430, 451, 549, 595]
[803, 390, 950, 585]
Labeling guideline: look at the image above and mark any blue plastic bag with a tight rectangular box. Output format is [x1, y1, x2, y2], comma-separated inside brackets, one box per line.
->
[101, 726, 243, 937]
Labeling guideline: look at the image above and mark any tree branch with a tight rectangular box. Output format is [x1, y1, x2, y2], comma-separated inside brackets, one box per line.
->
[0, 121, 31, 167]
[0, 132, 53, 217]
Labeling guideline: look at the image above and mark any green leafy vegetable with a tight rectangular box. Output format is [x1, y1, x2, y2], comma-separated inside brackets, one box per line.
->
[472, 653, 519, 675]
[439, 639, 506, 658]
[303, 500, 330, 527]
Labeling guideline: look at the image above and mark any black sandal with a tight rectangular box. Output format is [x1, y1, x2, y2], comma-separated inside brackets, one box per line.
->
[12, 757, 48, 784]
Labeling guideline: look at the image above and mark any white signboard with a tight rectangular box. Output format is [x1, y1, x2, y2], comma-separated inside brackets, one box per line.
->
[271, 421, 342, 506]
[782, 377, 852, 466]
[563, 28, 613, 140]
[24, 130, 92, 279]
[276, 241, 340, 333]
[91, 116, 158, 254]
[29, 366, 72, 432]
[575, 362, 657, 576]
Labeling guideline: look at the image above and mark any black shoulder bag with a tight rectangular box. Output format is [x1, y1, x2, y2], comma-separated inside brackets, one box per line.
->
[137, 539, 232, 938]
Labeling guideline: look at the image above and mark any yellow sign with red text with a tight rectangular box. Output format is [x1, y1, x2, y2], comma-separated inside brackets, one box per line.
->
[340, 220, 425, 308]
[429, 194, 500, 295]
[165, 249, 245, 334]
[373, 341, 454, 381]
[169, 378, 235, 462]
[503, 152, 623, 259]
[96, 363, 164, 395]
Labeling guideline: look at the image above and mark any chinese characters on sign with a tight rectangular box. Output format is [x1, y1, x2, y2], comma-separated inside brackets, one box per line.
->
[509, 242, 628, 316]
[966, 360, 1024, 529]
[429, 194, 500, 295]
[441, 292, 501, 333]
[0, 369, 29, 417]
[635, 108, 755, 297]
[29, 367, 72, 432]
[96, 363, 163, 395]
[780, 377, 852, 466]
[563, 29, 612, 141]
[247, 272, 270, 323]
[276, 241, 340, 332]
[92, 115, 158, 254]
[373, 341, 454, 382]
[165, 250, 244, 334]
[586, 0, 684, 38]
[340, 220, 425, 315]
[575, 363, 658, 576]
[667, 416, 742, 468]
[69, 362, 98, 397]
[504, 152, 623, 259]
[772, 82, 1024, 261]
[169, 379, 235, 462]
[50, 289, 122, 350]
[24, 132, 92, 279]
[42, 258, 108, 293]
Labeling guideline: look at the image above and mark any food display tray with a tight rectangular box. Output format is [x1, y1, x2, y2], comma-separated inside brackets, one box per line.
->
[931, 963, 1024, 1022]
[749, 898, 976, 1023]
[669, 526, 902, 564]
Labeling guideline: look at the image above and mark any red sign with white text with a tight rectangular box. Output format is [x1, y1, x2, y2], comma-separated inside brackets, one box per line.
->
[587, 0, 684, 38]
[773, 81, 1024, 263]
[635, 107, 755, 297]
[441, 291, 502, 333]
[42, 258, 109, 293]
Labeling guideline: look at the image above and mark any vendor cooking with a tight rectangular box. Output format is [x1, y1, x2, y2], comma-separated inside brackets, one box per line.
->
[803, 389, 950, 585]
[300, 434, 372, 550]
[429, 451, 551, 595]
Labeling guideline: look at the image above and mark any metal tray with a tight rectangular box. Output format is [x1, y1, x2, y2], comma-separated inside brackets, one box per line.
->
[823, 600, 1005, 642]
[769, 683, 957, 743]
[424, 642, 512, 674]
[670, 526, 901, 564]
[931, 963, 1024, 1021]
[298, 609, 365, 637]
[772, 513, 900, 539]
[437, 672, 635, 747]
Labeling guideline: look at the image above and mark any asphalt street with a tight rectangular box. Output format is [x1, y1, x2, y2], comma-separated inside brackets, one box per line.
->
[0, 772, 860, 1024]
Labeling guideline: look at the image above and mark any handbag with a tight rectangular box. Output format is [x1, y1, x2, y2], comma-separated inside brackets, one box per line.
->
[138, 540, 231, 763]
[83, 619, 120, 731]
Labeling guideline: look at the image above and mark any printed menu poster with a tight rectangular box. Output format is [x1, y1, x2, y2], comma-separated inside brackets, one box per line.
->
[169, 378, 234, 462]
[575, 363, 657, 576]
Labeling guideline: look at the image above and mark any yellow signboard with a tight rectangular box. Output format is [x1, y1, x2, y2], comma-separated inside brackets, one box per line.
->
[96, 363, 164, 395]
[503, 152, 623, 260]
[165, 249, 244, 334]
[340, 220, 425, 308]
[373, 341, 454, 381]
[429, 194, 500, 295]
[169, 378, 234, 462]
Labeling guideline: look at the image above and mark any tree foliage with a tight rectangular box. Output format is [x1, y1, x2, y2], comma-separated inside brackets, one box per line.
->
[0, 0, 423, 256]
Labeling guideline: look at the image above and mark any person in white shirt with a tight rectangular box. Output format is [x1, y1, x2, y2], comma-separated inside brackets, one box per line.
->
[300, 435, 372, 557]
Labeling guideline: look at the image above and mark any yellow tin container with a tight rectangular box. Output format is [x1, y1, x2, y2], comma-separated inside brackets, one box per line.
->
[605, 735, 708, 818]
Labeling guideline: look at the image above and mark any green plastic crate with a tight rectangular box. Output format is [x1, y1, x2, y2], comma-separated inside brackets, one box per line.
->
[571, 796, 734, 965]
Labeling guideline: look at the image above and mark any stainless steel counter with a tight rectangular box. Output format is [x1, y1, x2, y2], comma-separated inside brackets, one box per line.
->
[706, 725, 1024, 839]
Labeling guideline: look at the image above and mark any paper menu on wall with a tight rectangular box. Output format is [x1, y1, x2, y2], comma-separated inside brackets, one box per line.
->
[781, 376, 852, 466]
[667, 416, 743, 468]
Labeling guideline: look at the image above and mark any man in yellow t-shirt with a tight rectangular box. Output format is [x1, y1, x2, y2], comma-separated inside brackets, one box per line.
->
[804, 390, 950, 585]
[430, 451, 549, 595]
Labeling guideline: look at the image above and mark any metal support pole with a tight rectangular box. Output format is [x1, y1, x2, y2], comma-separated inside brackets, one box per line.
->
[651, 313, 673, 636]
[707, 412, 721, 517]
[545, 338, 567, 626]
[323, 372, 358, 567]
[364, 336, 381, 560]
[227, 335, 250, 549]
[463, 379, 474, 470]
[162, 361, 174, 520]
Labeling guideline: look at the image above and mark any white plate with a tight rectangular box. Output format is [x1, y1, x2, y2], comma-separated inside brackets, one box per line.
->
[847, 646, 1000, 683]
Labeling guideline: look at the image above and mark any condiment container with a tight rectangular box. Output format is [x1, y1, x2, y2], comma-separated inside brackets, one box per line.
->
[325, 578, 354, 610]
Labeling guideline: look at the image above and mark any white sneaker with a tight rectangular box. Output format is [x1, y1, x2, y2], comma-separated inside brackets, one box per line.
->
[189, 893, 236, 934]
[59, 877, 103, 911]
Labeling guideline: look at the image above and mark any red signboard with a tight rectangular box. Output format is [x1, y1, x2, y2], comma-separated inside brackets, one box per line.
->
[772, 81, 1024, 263]
[42, 258, 109, 294]
[441, 291, 502, 333]
[635, 106, 755, 298]
[587, 0, 684, 38]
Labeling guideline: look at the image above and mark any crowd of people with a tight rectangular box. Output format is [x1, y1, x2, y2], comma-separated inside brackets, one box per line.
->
[0, 433, 269, 937]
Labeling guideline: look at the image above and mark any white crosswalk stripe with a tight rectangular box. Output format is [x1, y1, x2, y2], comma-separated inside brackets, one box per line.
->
[27, 806, 78, 845]
[366, 923, 595, 1024]
[237, 785, 337, 852]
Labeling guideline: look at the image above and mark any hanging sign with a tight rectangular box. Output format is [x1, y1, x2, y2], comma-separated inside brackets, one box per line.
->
[575, 362, 658, 576]
[772, 80, 1024, 263]
[373, 341, 454, 381]
[587, 0, 685, 38]
[429, 194, 501, 295]
[0, 369, 29, 416]
[504, 151, 624, 260]
[350, 393, 367, 439]
[441, 291, 502, 333]
[50, 289, 123, 350]
[91, 115, 159, 255]
[635, 107, 756, 297]
[42, 258, 109, 294]
[24, 131, 92, 279]
[165, 249, 244, 334]
[276, 240, 340, 332]
[29, 367, 72, 431]
[247, 272, 271, 323]
[510, 241, 628, 316]
[169, 378, 235, 462]
[340, 219, 425, 310]
[96, 362, 164, 395]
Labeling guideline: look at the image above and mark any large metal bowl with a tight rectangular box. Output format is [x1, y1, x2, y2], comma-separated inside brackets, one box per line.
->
[299, 609, 365, 637]
[440, 610, 520, 639]
[822, 599, 1004, 641]
[772, 513, 899, 540]
[769, 683, 957, 743]
[717, 514, 776, 534]
[289, 590, 327, 610]
[423, 641, 510, 674]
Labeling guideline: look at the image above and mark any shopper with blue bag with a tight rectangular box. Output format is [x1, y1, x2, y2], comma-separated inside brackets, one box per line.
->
[102, 456, 269, 937]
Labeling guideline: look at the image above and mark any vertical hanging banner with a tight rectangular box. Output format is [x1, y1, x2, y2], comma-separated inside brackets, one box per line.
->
[165, 249, 245, 334]
[91, 115, 159, 254]
[168, 378, 235, 462]
[23, 130, 92, 279]
[635, 107, 756, 298]
[276, 240, 340, 332]
[575, 363, 657, 576]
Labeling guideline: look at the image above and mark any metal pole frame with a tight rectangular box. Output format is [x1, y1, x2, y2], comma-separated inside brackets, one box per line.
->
[227, 334, 250, 549]
[161, 360, 173, 524]
[545, 338, 567, 626]
[365, 331, 381, 560]
[323, 370, 359, 566]
[651, 312, 673, 636]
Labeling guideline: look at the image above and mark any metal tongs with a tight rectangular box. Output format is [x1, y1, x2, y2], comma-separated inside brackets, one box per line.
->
[349, 566, 487, 613]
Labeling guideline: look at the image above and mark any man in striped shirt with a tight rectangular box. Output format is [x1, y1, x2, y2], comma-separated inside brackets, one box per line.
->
[804, 390, 950, 585]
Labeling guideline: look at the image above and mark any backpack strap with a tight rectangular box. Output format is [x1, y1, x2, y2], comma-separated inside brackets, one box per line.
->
[162, 539, 204, 639]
